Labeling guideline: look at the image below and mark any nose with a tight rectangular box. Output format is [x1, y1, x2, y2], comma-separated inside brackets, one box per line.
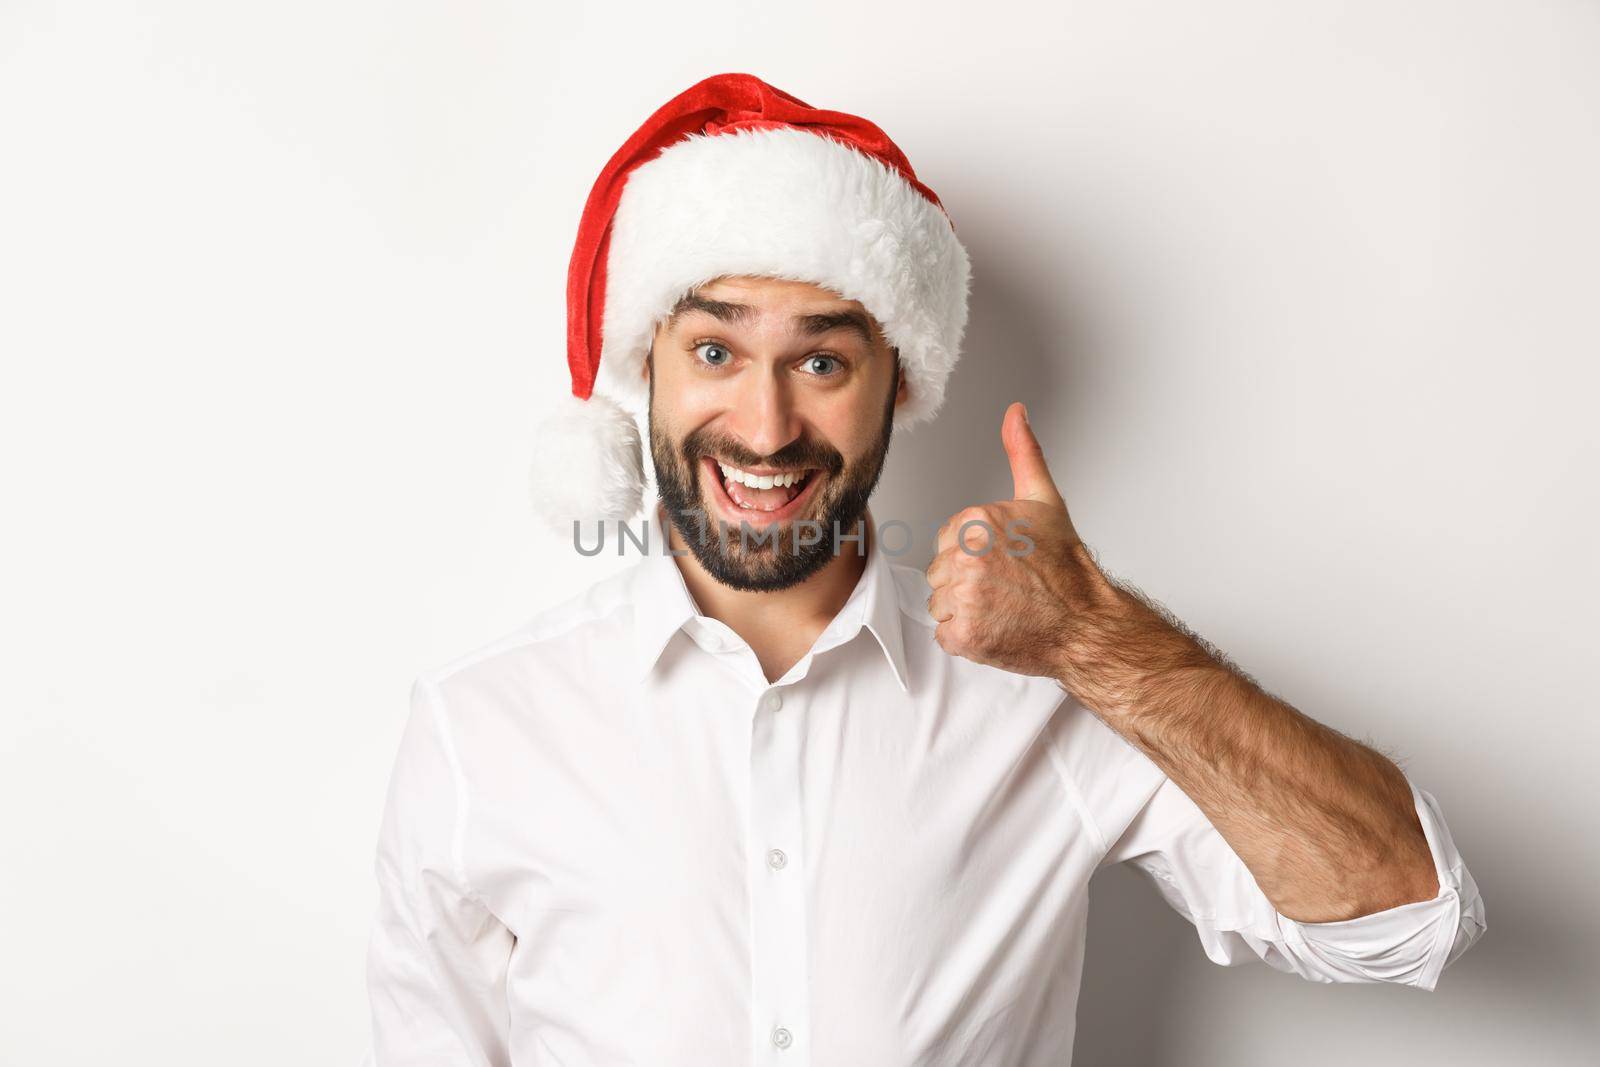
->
[724, 365, 802, 460]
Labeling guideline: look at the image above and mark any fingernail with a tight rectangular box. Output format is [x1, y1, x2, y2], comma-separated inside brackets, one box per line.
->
[1020, 403, 1030, 426]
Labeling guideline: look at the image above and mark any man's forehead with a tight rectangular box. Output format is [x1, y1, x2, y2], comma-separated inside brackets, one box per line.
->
[695, 273, 849, 302]
[665, 278, 883, 346]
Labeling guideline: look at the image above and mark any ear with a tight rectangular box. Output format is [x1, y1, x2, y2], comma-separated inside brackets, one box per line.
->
[893, 351, 908, 407]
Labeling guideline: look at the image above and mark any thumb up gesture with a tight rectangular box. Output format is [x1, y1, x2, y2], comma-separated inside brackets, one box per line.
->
[925, 402, 1109, 680]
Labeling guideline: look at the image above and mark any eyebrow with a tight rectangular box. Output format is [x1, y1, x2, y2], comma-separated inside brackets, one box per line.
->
[666, 293, 877, 347]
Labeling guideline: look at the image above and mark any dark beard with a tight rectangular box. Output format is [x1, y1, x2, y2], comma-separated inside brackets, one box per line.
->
[647, 353, 899, 593]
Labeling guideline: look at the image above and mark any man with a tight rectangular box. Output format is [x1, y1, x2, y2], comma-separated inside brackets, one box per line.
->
[363, 73, 1485, 1065]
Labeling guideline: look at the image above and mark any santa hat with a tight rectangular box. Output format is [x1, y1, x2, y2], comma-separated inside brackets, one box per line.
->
[528, 72, 972, 534]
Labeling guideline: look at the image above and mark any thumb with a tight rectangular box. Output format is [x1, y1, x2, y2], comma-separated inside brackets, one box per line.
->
[1004, 402, 1063, 505]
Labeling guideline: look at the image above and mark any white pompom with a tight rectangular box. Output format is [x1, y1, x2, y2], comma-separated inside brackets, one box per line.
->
[527, 390, 645, 538]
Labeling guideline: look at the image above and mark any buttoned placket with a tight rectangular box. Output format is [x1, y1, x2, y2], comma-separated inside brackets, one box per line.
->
[679, 613, 816, 1060]
[747, 677, 810, 1062]
[668, 539, 888, 1064]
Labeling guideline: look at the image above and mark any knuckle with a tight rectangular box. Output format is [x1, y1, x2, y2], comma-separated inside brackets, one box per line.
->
[956, 505, 989, 528]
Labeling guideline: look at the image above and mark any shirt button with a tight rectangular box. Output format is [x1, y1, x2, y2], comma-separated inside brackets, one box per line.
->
[762, 691, 783, 713]
[767, 848, 787, 870]
[771, 1026, 793, 1050]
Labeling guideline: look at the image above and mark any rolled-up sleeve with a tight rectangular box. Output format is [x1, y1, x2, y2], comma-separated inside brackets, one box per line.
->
[362, 678, 515, 1065]
[1099, 773, 1486, 991]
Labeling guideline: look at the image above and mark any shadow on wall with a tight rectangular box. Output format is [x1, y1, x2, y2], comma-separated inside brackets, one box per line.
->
[1075, 849, 1596, 1064]
[1075, 864, 1196, 1064]
[870, 218, 1092, 569]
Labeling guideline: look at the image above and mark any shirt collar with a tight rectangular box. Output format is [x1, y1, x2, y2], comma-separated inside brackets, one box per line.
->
[629, 503, 911, 694]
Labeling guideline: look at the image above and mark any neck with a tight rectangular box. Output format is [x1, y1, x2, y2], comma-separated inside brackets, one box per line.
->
[660, 503, 874, 680]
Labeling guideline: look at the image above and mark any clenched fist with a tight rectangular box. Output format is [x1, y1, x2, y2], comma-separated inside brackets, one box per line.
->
[925, 402, 1128, 683]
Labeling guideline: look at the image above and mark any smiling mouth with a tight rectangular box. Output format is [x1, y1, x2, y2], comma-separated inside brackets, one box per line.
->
[699, 455, 826, 524]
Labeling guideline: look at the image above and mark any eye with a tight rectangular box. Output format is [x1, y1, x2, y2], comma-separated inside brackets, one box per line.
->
[692, 341, 733, 368]
[801, 354, 843, 376]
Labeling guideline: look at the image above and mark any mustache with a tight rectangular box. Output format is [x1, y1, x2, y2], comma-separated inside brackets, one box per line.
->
[681, 433, 845, 476]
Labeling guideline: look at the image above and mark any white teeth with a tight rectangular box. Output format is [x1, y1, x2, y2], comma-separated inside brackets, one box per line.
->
[716, 461, 809, 489]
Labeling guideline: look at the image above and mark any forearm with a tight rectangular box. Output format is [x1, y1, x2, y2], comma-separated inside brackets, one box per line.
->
[1053, 549, 1439, 922]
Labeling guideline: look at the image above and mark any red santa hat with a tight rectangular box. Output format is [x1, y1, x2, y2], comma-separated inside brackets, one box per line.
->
[528, 72, 972, 533]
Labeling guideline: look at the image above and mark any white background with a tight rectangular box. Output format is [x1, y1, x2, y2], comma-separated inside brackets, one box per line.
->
[3, 1, 1595, 1063]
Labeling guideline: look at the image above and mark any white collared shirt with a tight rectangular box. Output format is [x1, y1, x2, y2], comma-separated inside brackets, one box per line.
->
[363, 505, 1485, 1065]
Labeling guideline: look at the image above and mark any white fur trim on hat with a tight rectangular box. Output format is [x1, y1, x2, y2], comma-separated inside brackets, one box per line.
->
[591, 126, 971, 429]
[527, 390, 644, 537]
